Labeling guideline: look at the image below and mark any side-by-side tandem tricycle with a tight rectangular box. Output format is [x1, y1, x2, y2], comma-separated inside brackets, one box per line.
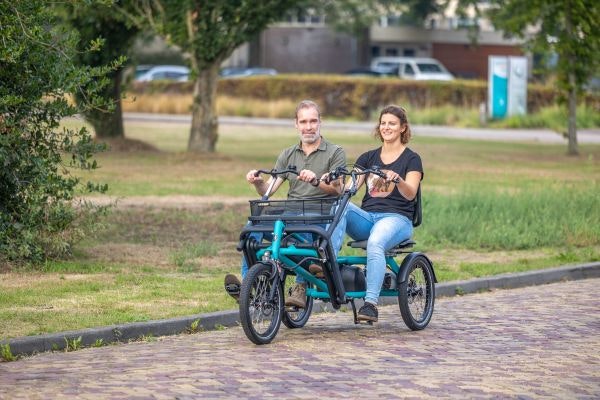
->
[236, 166, 436, 344]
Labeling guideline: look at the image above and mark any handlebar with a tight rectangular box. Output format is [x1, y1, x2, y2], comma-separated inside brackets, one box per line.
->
[253, 165, 321, 199]
[325, 165, 400, 195]
[254, 165, 321, 189]
[254, 166, 299, 178]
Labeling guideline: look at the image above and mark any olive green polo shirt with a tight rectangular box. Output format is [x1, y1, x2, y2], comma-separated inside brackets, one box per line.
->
[274, 137, 346, 199]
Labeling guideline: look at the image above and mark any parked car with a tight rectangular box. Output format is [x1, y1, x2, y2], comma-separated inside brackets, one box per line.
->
[370, 57, 454, 81]
[220, 67, 278, 78]
[134, 65, 190, 82]
[344, 66, 395, 77]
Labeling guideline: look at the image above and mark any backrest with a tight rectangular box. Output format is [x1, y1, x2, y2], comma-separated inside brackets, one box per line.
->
[412, 185, 422, 227]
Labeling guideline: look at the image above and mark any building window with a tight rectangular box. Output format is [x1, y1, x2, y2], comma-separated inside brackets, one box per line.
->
[279, 9, 325, 26]
[403, 48, 415, 57]
[385, 48, 398, 56]
[371, 46, 381, 57]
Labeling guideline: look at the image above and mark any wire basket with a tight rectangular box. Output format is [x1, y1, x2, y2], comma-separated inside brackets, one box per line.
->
[248, 198, 339, 224]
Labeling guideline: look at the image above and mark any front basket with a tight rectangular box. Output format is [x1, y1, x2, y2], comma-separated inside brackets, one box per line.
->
[248, 198, 338, 224]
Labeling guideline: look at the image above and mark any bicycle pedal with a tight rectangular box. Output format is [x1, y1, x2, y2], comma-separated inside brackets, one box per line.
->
[355, 319, 374, 326]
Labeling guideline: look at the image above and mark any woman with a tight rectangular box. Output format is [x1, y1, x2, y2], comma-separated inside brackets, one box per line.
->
[345, 105, 423, 322]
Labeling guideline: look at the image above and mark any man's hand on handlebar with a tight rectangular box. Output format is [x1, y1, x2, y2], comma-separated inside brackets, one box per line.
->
[246, 169, 264, 185]
[297, 169, 319, 186]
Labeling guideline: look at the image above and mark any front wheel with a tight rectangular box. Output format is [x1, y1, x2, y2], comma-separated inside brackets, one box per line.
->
[239, 263, 284, 345]
[398, 255, 435, 330]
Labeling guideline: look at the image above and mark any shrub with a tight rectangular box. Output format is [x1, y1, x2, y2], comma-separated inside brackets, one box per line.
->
[0, 2, 110, 263]
[129, 74, 599, 120]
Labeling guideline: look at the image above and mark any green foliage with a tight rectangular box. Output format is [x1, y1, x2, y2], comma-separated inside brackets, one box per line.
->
[188, 319, 201, 333]
[0, 1, 110, 263]
[64, 336, 83, 352]
[125, 1, 298, 68]
[1, 343, 16, 362]
[491, 105, 600, 130]
[63, 1, 139, 138]
[489, 0, 600, 96]
[487, 0, 600, 153]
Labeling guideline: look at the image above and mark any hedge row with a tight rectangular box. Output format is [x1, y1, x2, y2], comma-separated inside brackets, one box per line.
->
[130, 74, 599, 119]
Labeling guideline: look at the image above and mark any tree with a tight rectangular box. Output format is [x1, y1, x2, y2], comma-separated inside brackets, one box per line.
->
[63, 1, 140, 139]
[121, 0, 299, 153]
[487, 0, 600, 155]
[0, 1, 111, 263]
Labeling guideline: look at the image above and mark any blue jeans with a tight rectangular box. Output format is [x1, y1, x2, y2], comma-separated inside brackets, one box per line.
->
[240, 218, 345, 282]
[342, 202, 413, 305]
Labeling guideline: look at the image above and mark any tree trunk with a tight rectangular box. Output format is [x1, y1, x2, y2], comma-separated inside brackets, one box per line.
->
[564, 6, 578, 156]
[567, 71, 578, 156]
[188, 63, 220, 152]
[89, 69, 125, 139]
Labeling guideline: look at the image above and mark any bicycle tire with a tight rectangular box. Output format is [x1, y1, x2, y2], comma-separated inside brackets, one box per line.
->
[239, 263, 284, 344]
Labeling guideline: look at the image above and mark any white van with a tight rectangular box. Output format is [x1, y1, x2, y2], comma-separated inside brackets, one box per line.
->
[370, 57, 454, 81]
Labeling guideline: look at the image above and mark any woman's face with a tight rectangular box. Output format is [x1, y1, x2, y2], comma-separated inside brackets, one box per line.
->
[378, 113, 404, 143]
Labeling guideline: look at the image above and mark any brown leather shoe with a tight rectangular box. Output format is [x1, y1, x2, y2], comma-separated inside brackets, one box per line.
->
[224, 274, 241, 303]
[285, 283, 306, 308]
[308, 264, 324, 278]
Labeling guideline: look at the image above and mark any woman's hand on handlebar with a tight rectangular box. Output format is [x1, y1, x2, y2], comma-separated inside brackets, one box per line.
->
[381, 169, 401, 184]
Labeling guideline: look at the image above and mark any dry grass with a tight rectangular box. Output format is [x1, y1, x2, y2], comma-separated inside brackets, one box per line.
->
[122, 94, 298, 119]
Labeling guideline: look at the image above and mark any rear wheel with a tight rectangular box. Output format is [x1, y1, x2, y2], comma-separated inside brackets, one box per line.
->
[398, 255, 435, 330]
[282, 274, 313, 329]
[239, 263, 284, 344]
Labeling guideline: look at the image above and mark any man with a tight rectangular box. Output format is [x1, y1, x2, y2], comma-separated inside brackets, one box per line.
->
[224, 99, 346, 308]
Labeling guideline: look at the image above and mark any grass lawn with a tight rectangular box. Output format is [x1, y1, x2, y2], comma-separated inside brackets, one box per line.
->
[1, 118, 599, 341]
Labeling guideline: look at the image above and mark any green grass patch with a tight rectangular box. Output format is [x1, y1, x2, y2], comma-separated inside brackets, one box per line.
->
[418, 184, 600, 250]
[1, 119, 599, 341]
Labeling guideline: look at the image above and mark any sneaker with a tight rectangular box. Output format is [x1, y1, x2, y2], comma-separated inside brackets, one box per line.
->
[285, 283, 306, 308]
[357, 302, 378, 322]
[308, 263, 324, 278]
[224, 274, 241, 303]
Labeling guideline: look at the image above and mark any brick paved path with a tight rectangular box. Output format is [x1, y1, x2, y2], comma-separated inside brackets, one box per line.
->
[2, 278, 599, 399]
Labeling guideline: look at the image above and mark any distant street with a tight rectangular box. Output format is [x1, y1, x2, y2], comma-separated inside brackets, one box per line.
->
[124, 112, 600, 144]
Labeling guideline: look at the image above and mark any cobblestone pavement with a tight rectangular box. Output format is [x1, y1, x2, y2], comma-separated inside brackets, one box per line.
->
[2, 278, 599, 399]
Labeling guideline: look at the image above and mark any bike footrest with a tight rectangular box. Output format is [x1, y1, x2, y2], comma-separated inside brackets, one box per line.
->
[347, 239, 415, 253]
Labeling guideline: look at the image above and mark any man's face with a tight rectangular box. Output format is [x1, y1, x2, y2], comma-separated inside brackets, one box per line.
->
[295, 106, 321, 145]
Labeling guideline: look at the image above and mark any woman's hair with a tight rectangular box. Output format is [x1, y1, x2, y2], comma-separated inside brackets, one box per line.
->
[374, 105, 411, 144]
[295, 100, 321, 120]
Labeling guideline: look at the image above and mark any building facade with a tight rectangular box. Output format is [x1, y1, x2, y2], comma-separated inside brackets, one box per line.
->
[227, 4, 526, 80]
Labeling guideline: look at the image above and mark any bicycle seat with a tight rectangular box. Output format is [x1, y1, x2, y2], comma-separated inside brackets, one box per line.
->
[347, 238, 415, 255]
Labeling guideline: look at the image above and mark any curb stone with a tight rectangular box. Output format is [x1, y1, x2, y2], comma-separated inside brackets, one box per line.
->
[2, 262, 599, 358]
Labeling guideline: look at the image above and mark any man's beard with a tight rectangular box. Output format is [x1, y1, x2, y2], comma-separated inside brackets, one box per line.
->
[301, 132, 319, 144]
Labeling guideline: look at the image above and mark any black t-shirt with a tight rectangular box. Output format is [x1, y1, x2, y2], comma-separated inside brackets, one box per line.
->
[355, 147, 423, 219]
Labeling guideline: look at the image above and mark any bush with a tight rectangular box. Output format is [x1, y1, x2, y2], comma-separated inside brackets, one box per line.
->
[130, 74, 599, 120]
[0, 2, 109, 263]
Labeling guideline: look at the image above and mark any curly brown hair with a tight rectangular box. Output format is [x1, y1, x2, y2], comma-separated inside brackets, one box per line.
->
[373, 105, 411, 144]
